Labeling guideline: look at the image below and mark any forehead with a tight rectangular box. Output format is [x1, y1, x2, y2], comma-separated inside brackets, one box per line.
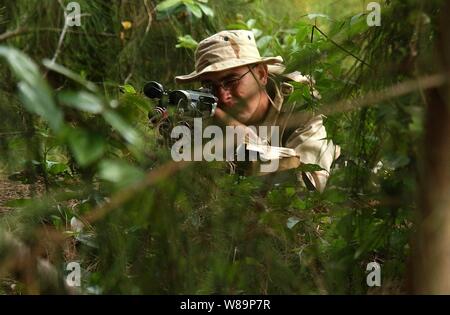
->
[200, 65, 249, 82]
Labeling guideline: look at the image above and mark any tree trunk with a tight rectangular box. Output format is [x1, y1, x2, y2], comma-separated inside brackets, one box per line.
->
[412, 1, 450, 294]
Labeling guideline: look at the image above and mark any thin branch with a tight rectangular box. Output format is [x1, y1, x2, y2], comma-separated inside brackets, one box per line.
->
[314, 25, 373, 69]
[51, 0, 89, 63]
[0, 131, 26, 137]
[50, 5, 70, 64]
[0, 27, 27, 42]
[143, 0, 153, 35]
[286, 73, 447, 128]
[0, 27, 116, 43]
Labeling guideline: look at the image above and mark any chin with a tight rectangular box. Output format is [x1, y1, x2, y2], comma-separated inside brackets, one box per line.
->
[236, 114, 251, 125]
[238, 108, 259, 125]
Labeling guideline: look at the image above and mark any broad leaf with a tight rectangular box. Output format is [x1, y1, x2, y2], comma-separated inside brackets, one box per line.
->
[0, 47, 64, 132]
[67, 127, 106, 166]
[176, 35, 199, 50]
[58, 91, 104, 114]
[43, 59, 98, 92]
[197, 2, 214, 17]
[102, 110, 142, 147]
[184, 2, 202, 19]
[155, 0, 183, 12]
[98, 159, 145, 186]
[307, 13, 330, 20]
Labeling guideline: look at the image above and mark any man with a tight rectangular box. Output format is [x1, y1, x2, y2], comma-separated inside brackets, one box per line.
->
[175, 30, 340, 192]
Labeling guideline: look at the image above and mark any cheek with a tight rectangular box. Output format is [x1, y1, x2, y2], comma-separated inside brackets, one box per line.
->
[234, 81, 258, 100]
[233, 86, 259, 114]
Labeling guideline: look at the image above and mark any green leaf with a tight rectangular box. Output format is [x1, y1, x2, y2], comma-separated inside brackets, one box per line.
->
[350, 13, 364, 25]
[17, 82, 63, 132]
[58, 91, 104, 114]
[67, 127, 106, 167]
[46, 160, 71, 176]
[295, 24, 311, 42]
[156, 0, 183, 12]
[0, 47, 64, 132]
[284, 187, 296, 197]
[102, 110, 142, 146]
[75, 233, 98, 248]
[4, 198, 33, 208]
[307, 13, 330, 20]
[383, 154, 410, 169]
[176, 35, 199, 50]
[119, 94, 152, 113]
[323, 189, 346, 203]
[42, 59, 98, 92]
[98, 160, 145, 186]
[256, 35, 272, 50]
[251, 28, 263, 39]
[184, 2, 202, 18]
[197, 2, 214, 17]
[0, 47, 41, 82]
[246, 18, 257, 28]
[51, 214, 63, 230]
[297, 163, 326, 173]
[287, 216, 300, 229]
[291, 198, 307, 210]
[119, 84, 137, 95]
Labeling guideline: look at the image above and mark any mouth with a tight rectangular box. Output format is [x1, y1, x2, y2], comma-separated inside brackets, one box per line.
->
[219, 99, 236, 109]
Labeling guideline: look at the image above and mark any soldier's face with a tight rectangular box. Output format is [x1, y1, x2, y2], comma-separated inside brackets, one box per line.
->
[200, 64, 269, 124]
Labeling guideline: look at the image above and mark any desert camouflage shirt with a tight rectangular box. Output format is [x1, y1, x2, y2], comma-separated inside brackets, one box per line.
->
[235, 75, 341, 192]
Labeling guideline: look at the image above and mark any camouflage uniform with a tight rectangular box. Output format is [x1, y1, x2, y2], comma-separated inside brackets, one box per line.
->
[175, 30, 340, 192]
[239, 75, 340, 192]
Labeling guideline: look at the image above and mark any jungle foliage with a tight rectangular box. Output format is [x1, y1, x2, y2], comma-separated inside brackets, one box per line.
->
[0, 0, 448, 294]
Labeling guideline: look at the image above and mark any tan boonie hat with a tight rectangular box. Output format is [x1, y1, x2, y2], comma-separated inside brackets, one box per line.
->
[175, 30, 284, 83]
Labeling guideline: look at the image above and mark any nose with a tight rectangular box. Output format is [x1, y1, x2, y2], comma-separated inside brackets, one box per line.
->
[216, 86, 233, 106]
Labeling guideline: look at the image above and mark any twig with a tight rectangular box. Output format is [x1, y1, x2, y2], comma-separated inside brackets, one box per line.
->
[50, 2, 70, 64]
[0, 27, 27, 42]
[124, 72, 133, 84]
[0, 27, 116, 43]
[286, 73, 447, 128]
[143, 0, 153, 35]
[0, 131, 26, 137]
[314, 25, 373, 69]
[51, 0, 92, 64]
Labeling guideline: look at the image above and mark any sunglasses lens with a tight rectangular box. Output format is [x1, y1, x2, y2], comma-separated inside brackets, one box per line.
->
[202, 67, 254, 94]
[223, 79, 238, 91]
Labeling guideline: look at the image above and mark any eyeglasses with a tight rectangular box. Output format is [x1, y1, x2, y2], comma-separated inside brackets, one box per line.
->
[201, 66, 256, 94]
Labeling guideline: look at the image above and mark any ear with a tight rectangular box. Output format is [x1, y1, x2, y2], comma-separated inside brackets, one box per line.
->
[255, 63, 269, 85]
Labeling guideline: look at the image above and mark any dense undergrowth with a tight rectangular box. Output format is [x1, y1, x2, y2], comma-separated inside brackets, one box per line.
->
[0, 0, 445, 294]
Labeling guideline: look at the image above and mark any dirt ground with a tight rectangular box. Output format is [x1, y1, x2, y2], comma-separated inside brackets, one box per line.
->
[0, 173, 45, 213]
